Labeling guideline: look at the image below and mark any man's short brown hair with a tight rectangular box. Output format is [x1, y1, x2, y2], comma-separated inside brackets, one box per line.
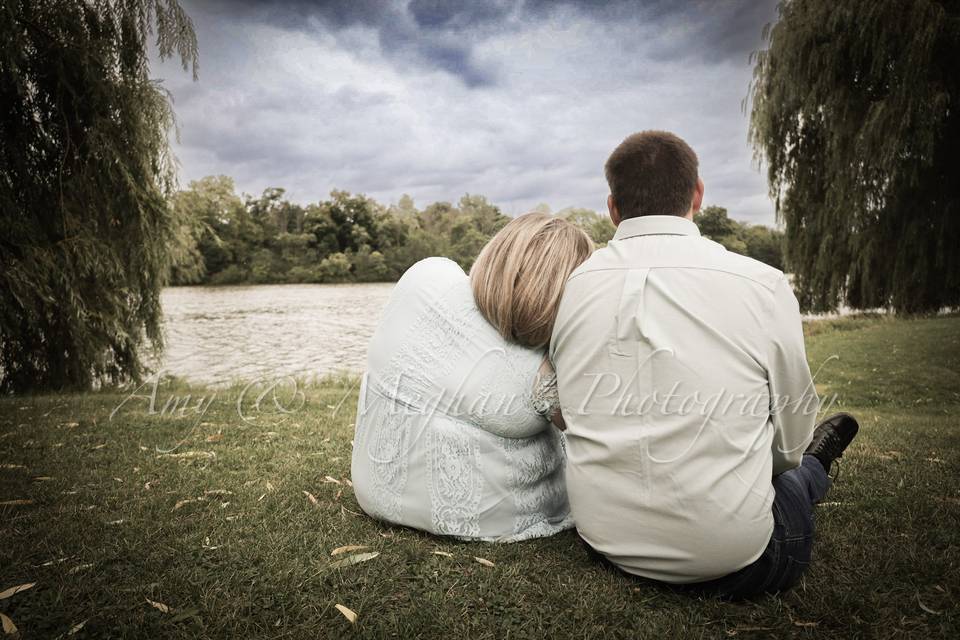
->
[604, 131, 699, 219]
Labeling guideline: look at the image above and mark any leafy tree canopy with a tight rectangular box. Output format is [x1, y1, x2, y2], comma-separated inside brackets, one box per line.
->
[0, 0, 197, 391]
[749, 0, 959, 311]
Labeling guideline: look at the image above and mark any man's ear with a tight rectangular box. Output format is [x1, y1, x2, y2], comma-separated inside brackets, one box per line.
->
[691, 178, 705, 214]
[607, 194, 621, 226]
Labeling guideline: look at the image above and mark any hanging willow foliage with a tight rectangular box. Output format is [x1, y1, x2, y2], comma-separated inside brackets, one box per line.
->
[748, 0, 960, 312]
[0, 0, 198, 391]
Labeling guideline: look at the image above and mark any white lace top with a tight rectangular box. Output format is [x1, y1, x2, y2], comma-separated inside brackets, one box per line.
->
[351, 257, 573, 541]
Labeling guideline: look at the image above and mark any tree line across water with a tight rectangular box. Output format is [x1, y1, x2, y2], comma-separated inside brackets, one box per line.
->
[167, 176, 785, 286]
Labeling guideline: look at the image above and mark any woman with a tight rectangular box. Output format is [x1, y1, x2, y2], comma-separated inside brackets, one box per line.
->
[351, 213, 592, 541]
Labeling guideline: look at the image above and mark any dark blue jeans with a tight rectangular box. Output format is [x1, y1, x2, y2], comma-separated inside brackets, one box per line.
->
[687, 454, 831, 599]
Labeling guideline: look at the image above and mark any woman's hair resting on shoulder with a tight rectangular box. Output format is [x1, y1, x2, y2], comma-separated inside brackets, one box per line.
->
[469, 212, 594, 349]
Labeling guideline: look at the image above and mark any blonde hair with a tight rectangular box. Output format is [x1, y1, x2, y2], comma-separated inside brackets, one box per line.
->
[470, 212, 593, 349]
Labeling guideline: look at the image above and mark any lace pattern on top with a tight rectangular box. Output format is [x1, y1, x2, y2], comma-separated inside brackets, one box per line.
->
[531, 370, 560, 418]
[362, 396, 411, 524]
[428, 423, 483, 537]
[371, 296, 472, 411]
[501, 429, 570, 538]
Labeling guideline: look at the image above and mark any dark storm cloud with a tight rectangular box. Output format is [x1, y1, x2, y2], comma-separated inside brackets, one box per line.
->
[156, 0, 782, 223]
[194, 0, 777, 86]
[197, 0, 497, 87]
[408, 0, 780, 63]
[408, 0, 515, 30]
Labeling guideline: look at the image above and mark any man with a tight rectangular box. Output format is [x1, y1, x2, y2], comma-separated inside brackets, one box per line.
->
[550, 130, 859, 598]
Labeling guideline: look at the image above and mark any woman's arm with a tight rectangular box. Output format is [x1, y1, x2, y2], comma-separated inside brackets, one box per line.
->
[532, 356, 565, 431]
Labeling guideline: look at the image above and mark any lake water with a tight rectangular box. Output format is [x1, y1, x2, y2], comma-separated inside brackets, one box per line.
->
[156, 283, 395, 385]
[156, 281, 871, 386]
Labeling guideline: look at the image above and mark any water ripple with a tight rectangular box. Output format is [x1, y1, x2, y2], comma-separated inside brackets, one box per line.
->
[153, 282, 394, 385]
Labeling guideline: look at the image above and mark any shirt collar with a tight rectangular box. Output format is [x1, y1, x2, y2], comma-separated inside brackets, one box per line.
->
[612, 215, 701, 241]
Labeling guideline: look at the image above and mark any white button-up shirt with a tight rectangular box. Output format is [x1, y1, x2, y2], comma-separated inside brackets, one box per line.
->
[550, 214, 819, 583]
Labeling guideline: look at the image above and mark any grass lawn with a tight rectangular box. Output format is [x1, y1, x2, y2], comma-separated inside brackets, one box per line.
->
[2, 314, 959, 638]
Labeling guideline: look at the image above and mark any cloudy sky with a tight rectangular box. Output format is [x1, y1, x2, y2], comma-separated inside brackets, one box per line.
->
[154, 0, 782, 224]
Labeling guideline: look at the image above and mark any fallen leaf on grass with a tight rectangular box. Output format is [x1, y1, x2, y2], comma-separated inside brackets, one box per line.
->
[39, 557, 70, 567]
[205, 433, 223, 443]
[303, 491, 319, 506]
[68, 564, 93, 574]
[0, 583, 35, 600]
[32, 476, 53, 481]
[91, 443, 107, 450]
[146, 598, 174, 614]
[344, 479, 353, 487]
[331, 545, 370, 556]
[793, 620, 819, 628]
[473, 557, 495, 567]
[203, 489, 233, 498]
[323, 476, 341, 485]
[1, 612, 17, 635]
[106, 519, 124, 525]
[0, 500, 33, 506]
[726, 627, 772, 636]
[67, 620, 87, 635]
[334, 604, 357, 623]
[61, 422, 79, 429]
[0, 464, 26, 470]
[432, 551, 453, 558]
[158, 451, 215, 460]
[329, 552, 380, 569]
[173, 498, 199, 511]
[917, 593, 942, 615]
[924, 457, 946, 464]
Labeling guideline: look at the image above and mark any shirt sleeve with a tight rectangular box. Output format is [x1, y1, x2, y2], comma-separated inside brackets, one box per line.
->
[766, 275, 819, 475]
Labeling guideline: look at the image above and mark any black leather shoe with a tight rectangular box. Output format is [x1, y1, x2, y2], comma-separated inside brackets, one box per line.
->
[805, 413, 860, 472]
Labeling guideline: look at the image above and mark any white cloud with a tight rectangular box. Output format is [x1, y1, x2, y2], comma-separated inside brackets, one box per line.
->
[155, 0, 779, 225]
